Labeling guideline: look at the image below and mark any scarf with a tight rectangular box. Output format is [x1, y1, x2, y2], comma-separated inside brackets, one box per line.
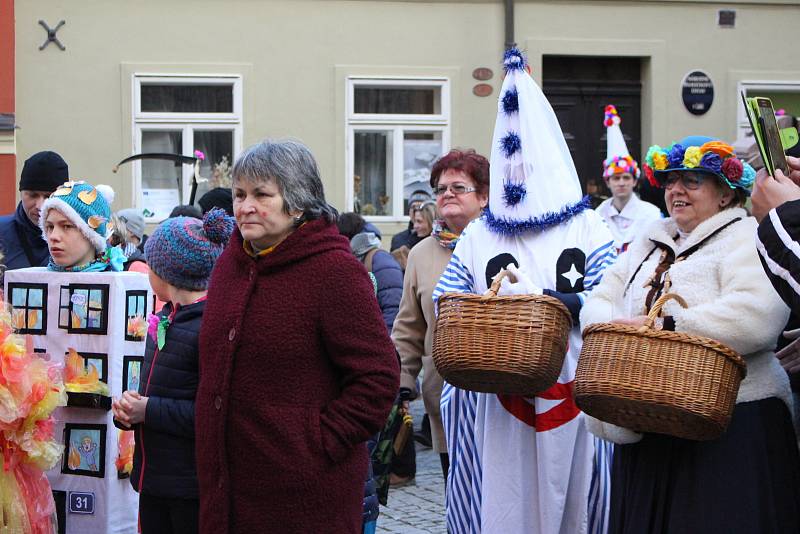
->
[350, 232, 382, 260]
[432, 219, 460, 250]
[47, 246, 127, 273]
[122, 242, 139, 258]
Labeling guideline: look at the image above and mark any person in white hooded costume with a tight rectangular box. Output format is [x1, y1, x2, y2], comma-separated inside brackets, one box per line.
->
[595, 105, 661, 254]
[433, 49, 616, 534]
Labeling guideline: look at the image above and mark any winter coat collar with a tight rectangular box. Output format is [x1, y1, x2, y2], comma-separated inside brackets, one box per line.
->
[159, 297, 207, 322]
[598, 194, 644, 220]
[229, 218, 351, 272]
[14, 201, 40, 236]
[643, 207, 748, 255]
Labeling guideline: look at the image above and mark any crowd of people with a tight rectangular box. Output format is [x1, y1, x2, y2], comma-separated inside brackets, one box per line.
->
[0, 46, 799, 534]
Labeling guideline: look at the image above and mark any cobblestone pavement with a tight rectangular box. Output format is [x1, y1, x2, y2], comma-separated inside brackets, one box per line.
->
[377, 400, 447, 534]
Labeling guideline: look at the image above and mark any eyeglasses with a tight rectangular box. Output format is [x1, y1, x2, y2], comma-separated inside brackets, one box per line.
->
[433, 183, 477, 196]
[663, 173, 707, 191]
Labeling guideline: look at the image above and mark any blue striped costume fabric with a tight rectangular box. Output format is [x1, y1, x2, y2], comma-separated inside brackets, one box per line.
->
[433, 214, 616, 533]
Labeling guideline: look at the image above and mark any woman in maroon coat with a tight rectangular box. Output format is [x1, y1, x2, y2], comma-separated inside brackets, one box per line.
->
[196, 139, 399, 533]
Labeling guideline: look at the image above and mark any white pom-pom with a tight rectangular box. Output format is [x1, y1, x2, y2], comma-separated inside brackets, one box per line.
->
[96, 184, 115, 205]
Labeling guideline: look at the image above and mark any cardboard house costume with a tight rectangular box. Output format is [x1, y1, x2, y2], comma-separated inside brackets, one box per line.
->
[432, 49, 616, 534]
[5, 268, 150, 534]
[5, 179, 150, 533]
[595, 105, 661, 253]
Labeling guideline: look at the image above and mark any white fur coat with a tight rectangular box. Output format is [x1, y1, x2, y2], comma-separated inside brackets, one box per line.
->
[580, 207, 792, 413]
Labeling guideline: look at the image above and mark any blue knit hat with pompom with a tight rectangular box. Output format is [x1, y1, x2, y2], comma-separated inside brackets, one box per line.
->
[40, 181, 116, 253]
[145, 208, 234, 290]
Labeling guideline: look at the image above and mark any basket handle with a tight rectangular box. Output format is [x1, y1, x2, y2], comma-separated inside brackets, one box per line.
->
[485, 269, 516, 297]
[642, 292, 688, 330]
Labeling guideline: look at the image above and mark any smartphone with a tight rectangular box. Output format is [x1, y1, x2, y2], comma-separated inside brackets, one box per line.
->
[756, 97, 789, 176]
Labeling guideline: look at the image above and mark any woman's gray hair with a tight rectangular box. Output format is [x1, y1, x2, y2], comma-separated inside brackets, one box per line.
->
[231, 139, 338, 224]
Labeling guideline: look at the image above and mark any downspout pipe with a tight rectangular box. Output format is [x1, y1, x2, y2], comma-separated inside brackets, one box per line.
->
[504, 0, 515, 50]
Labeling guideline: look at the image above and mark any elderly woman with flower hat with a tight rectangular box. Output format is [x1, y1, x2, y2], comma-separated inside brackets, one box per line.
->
[580, 135, 800, 533]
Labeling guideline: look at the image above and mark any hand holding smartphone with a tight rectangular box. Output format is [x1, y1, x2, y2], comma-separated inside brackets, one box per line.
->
[742, 92, 789, 177]
[756, 97, 789, 176]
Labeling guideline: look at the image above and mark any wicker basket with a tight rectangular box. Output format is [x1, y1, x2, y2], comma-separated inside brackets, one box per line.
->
[575, 293, 747, 441]
[432, 270, 572, 395]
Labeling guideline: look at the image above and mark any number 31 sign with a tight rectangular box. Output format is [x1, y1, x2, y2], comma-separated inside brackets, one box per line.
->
[68, 492, 95, 514]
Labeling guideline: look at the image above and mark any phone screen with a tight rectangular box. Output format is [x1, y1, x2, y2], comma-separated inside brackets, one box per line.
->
[757, 98, 789, 175]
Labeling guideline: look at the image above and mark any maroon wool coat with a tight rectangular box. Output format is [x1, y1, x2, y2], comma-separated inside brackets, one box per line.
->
[196, 219, 399, 534]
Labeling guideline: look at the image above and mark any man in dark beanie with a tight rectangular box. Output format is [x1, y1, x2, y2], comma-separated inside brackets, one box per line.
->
[0, 150, 69, 269]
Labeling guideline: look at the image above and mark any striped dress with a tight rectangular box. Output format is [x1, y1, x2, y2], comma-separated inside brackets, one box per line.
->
[434, 212, 616, 534]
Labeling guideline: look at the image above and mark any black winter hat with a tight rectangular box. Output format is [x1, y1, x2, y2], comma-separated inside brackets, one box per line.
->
[198, 187, 233, 217]
[19, 151, 69, 192]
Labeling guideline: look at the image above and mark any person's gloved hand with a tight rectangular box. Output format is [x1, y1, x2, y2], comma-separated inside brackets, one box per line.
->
[584, 414, 643, 445]
[498, 264, 543, 296]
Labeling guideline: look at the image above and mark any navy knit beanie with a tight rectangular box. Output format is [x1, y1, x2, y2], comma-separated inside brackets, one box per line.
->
[144, 208, 234, 290]
[20, 151, 69, 192]
[198, 187, 233, 217]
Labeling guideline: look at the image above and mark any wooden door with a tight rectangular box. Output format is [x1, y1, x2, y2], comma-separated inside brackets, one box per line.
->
[542, 56, 642, 192]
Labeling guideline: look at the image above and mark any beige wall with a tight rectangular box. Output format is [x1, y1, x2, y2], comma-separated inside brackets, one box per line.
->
[517, 0, 800, 150]
[13, 0, 800, 237]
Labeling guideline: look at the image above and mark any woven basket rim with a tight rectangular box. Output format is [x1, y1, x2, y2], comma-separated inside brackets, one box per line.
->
[582, 322, 746, 375]
[438, 291, 572, 324]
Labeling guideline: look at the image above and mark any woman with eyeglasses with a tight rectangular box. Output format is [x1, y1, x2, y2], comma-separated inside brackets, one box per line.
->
[391, 149, 489, 480]
[580, 135, 800, 533]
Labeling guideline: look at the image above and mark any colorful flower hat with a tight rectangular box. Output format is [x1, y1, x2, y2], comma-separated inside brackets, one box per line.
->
[603, 105, 640, 179]
[643, 135, 756, 195]
[40, 180, 115, 253]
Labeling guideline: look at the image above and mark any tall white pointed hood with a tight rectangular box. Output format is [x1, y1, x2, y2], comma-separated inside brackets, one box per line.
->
[603, 105, 640, 178]
[485, 48, 589, 236]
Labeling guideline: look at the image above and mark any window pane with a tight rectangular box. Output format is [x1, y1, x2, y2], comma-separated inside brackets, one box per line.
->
[71, 308, 86, 329]
[11, 288, 26, 307]
[194, 130, 235, 207]
[403, 132, 440, 215]
[141, 84, 233, 113]
[28, 310, 42, 330]
[354, 87, 438, 114]
[354, 131, 394, 216]
[141, 130, 183, 219]
[28, 288, 43, 307]
[88, 311, 101, 329]
[745, 91, 800, 118]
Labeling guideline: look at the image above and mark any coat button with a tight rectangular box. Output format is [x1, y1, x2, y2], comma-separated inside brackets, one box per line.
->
[249, 267, 255, 281]
[228, 327, 236, 341]
[214, 396, 222, 410]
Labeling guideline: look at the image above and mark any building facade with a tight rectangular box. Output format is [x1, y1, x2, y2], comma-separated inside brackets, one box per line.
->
[8, 0, 800, 238]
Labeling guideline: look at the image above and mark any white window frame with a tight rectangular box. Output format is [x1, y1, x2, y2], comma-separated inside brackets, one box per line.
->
[737, 80, 800, 139]
[132, 74, 243, 220]
[346, 77, 450, 222]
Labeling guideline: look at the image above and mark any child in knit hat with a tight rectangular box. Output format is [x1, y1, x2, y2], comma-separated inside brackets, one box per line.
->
[40, 180, 127, 272]
[112, 208, 233, 534]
